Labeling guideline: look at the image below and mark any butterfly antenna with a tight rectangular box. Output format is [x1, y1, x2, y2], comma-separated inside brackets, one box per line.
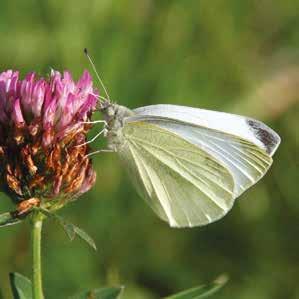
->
[84, 48, 111, 103]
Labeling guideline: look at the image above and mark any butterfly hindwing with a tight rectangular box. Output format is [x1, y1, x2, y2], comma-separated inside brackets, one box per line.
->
[118, 121, 235, 227]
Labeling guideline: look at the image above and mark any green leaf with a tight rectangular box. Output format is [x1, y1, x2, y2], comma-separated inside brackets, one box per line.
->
[9, 272, 32, 299]
[72, 225, 97, 251]
[39, 208, 97, 250]
[0, 212, 20, 227]
[69, 286, 124, 299]
[164, 275, 228, 299]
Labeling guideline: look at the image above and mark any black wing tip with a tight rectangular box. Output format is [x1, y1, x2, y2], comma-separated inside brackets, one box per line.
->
[246, 119, 281, 156]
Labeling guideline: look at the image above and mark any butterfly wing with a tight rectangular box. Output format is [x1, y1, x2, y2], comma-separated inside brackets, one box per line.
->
[118, 121, 235, 227]
[133, 104, 281, 156]
[129, 104, 278, 197]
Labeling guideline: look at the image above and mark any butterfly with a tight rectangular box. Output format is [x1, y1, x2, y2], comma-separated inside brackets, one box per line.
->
[87, 100, 279, 228]
[84, 50, 281, 228]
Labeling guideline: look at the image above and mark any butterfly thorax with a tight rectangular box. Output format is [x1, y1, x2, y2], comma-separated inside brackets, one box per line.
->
[100, 103, 134, 151]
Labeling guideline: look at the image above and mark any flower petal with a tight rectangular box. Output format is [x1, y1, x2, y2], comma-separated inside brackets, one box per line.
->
[12, 98, 25, 124]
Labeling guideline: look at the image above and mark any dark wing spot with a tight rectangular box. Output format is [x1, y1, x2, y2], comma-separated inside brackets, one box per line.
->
[246, 119, 279, 155]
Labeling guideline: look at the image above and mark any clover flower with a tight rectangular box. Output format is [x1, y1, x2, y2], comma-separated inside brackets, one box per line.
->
[0, 69, 97, 215]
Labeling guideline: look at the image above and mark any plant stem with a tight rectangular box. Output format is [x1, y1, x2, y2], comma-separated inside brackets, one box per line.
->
[32, 212, 44, 299]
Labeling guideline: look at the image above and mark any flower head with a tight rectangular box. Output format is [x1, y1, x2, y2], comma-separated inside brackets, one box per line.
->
[0, 70, 97, 213]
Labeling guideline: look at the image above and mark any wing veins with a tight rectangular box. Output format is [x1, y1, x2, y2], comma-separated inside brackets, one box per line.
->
[128, 141, 173, 224]
[129, 135, 226, 179]
[196, 129, 270, 169]
[130, 141, 195, 227]
[205, 138, 267, 176]
[131, 140, 229, 211]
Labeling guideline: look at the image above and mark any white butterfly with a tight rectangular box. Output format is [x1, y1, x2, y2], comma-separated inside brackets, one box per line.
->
[83, 49, 280, 228]
[93, 101, 280, 228]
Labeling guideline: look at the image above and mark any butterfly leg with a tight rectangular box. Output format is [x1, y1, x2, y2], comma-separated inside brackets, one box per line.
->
[85, 148, 115, 157]
[76, 128, 107, 147]
[80, 120, 107, 125]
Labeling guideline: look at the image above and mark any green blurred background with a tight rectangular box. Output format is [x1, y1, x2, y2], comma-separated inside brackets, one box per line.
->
[0, 1, 298, 298]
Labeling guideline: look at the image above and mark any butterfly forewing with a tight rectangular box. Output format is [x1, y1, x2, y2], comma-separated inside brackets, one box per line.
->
[133, 104, 281, 156]
[118, 121, 235, 227]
